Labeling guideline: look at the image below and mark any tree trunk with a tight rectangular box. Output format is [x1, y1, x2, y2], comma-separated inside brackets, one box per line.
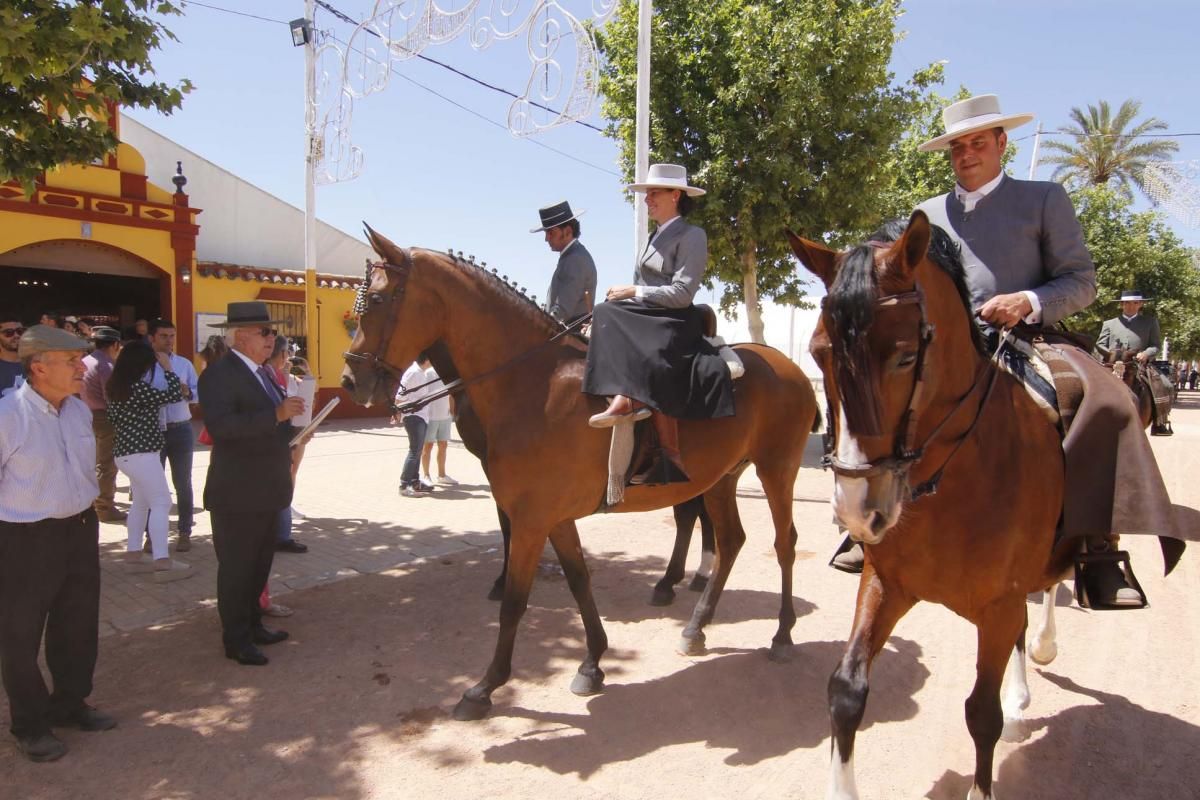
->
[741, 239, 766, 344]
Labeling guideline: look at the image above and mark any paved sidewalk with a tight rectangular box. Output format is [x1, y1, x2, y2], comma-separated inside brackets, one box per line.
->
[97, 418, 509, 636]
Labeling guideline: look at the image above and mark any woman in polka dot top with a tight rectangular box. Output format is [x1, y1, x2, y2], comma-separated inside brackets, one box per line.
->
[106, 340, 192, 582]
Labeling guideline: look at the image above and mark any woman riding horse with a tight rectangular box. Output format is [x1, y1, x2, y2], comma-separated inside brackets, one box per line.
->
[583, 164, 734, 485]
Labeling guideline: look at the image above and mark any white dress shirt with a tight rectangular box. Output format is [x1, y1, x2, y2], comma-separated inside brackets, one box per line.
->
[145, 352, 199, 425]
[955, 172, 1043, 323]
[0, 382, 99, 522]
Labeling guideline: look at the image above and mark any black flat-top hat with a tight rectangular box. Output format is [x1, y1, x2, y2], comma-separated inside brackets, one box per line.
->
[213, 301, 286, 328]
[530, 200, 585, 233]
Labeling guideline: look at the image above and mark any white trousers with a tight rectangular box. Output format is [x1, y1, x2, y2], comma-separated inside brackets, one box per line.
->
[116, 451, 172, 560]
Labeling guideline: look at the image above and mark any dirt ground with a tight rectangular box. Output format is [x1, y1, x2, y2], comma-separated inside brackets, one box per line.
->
[3, 400, 1200, 800]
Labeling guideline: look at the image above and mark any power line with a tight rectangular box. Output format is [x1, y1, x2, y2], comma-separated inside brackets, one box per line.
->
[180, 0, 288, 25]
[316, 0, 609, 133]
[1011, 130, 1200, 143]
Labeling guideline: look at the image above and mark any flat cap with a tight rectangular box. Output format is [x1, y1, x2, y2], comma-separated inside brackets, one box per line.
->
[18, 324, 89, 358]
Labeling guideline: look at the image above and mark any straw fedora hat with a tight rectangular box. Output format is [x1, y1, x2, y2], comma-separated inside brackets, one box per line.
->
[918, 94, 1034, 152]
[625, 163, 706, 197]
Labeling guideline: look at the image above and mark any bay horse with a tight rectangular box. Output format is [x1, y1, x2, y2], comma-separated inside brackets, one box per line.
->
[343, 227, 818, 721]
[789, 212, 1077, 800]
[425, 341, 715, 604]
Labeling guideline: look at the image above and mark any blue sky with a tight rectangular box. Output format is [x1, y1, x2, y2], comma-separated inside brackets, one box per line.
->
[127, 0, 1200, 306]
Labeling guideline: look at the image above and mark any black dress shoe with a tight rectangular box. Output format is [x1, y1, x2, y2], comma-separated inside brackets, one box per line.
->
[225, 643, 269, 665]
[252, 626, 289, 646]
[14, 731, 67, 762]
[51, 704, 117, 732]
[276, 539, 308, 553]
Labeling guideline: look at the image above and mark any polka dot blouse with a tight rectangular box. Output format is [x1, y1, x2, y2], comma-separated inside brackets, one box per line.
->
[109, 371, 184, 458]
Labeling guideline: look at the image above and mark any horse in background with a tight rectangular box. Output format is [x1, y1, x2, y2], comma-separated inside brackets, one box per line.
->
[343, 227, 819, 721]
[424, 340, 715, 604]
[790, 212, 1077, 800]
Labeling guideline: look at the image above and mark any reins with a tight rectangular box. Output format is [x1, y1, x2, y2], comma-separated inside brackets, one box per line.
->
[342, 255, 591, 416]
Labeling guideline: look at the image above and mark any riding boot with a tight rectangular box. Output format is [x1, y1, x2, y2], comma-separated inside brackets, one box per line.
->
[1078, 534, 1145, 609]
[829, 532, 864, 574]
[588, 395, 652, 428]
[630, 413, 691, 486]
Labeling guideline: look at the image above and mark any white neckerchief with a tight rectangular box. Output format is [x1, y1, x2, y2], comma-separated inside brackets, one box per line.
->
[954, 172, 1005, 213]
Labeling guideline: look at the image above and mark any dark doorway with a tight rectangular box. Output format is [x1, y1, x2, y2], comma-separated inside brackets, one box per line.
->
[1, 265, 162, 335]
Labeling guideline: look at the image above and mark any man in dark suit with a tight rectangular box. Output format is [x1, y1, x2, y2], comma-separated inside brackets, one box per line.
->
[532, 201, 597, 324]
[199, 302, 306, 665]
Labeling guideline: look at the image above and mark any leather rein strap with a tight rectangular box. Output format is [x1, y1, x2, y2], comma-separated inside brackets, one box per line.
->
[825, 284, 1001, 500]
[342, 255, 590, 415]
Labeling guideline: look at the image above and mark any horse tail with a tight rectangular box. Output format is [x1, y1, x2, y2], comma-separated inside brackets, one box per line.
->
[811, 404, 823, 434]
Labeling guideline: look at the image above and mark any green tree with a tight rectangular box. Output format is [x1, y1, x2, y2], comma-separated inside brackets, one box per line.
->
[1040, 99, 1179, 202]
[595, 0, 942, 341]
[1069, 185, 1200, 355]
[0, 0, 191, 189]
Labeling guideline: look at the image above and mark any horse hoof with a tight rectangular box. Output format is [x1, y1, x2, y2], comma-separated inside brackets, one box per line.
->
[687, 574, 709, 592]
[487, 580, 504, 602]
[570, 671, 605, 696]
[677, 635, 706, 657]
[452, 694, 493, 721]
[1028, 640, 1057, 666]
[1000, 716, 1028, 743]
[767, 642, 794, 663]
[649, 587, 675, 606]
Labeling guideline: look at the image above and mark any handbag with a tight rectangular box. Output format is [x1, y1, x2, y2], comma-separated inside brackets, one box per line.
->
[198, 425, 212, 446]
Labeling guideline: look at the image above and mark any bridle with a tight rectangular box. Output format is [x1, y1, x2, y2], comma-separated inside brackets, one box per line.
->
[342, 252, 590, 414]
[823, 281, 1001, 500]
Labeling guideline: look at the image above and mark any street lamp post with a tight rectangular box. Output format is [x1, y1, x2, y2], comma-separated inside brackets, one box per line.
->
[294, 4, 320, 378]
[632, 0, 651, 261]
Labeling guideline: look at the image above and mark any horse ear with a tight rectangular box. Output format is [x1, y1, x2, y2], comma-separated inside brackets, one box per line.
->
[786, 230, 838, 289]
[362, 222, 407, 265]
[895, 210, 932, 276]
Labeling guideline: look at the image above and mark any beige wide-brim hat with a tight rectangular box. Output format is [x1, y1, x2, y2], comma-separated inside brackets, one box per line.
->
[918, 94, 1034, 152]
[625, 163, 706, 197]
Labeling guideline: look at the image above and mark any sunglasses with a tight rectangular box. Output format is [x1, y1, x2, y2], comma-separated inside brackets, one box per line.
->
[256, 327, 278, 337]
[0, 327, 25, 338]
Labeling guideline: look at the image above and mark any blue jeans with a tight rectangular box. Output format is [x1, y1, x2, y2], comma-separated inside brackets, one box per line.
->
[276, 506, 293, 544]
[401, 416, 427, 487]
[160, 422, 195, 534]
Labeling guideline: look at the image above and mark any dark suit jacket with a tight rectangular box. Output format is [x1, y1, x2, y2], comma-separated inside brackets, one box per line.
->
[199, 352, 294, 513]
[546, 240, 597, 323]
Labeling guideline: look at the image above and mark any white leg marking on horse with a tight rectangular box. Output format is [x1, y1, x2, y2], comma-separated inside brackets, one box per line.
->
[826, 740, 859, 800]
[1000, 645, 1031, 742]
[697, 549, 713, 579]
[966, 784, 993, 800]
[1029, 585, 1059, 665]
[832, 409, 871, 538]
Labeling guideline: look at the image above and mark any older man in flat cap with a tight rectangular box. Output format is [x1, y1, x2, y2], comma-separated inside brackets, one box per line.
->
[0, 325, 117, 763]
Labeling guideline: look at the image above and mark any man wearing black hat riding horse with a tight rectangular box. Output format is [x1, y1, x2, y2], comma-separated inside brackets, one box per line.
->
[532, 201, 597, 325]
[830, 94, 1188, 610]
[1097, 290, 1173, 435]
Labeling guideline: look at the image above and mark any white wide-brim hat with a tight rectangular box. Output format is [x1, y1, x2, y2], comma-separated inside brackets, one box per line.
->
[918, 94, 1034, 152]
[625, 163, 706, 197]
[1118, 290, 1150, 302]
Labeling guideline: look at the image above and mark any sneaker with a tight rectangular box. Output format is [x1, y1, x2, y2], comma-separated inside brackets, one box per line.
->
[417, 479, 436, 492]
[123, 552, 155, 574]
[437, 475, 458, 486]
[264, 603, 294, 618]
[153, 559, 193, 584]
[14, 732, 67, 763]
[401, 485, 419, 497]
[175, 532, 191, 553]
[50, 705, 117, 732]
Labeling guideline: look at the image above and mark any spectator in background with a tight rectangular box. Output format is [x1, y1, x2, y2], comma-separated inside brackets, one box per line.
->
[107, 341, 192, 583]
[266, 335, 308, 555]
[76, 318, 94, 339]
[200, 334, 228, 371]
[0, 326, 117, 762]
[0, 312, 24, 397]
[133, 319, 149, 341]
[61, 317, 79, 336]
[394, 354, 434, 497]
[81, 327, 125, 523]
[420, 364, 457, 486]
[39, 313, 60, 328]
[147, 319, 199, 552]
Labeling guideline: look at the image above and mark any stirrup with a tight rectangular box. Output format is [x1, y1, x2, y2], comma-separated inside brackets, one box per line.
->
[1073, 549, 1148, 610]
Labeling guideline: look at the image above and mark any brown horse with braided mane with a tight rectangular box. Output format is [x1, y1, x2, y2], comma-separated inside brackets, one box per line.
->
[342, 226, 818, 721]
[789, 212, 1079, 800]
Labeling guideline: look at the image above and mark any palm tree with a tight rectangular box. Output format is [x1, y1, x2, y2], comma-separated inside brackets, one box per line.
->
[1040, 99, 1179, 202]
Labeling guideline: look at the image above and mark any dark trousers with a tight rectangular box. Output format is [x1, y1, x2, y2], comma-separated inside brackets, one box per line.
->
[91, 412, 118, 513]
[159, 422, 195, 534]
[210, 509, 278, 650]
[0, 511, 100, 738]
[401, 416, 427, 487]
